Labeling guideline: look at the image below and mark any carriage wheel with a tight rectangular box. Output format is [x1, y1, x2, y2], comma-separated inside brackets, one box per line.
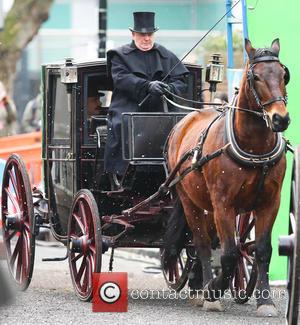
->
[285, 146, 300, 325]
[67, 189, 102, 301]
[160, 247, 194, 292]
[1, 154, 35, 291]
[230, 212, 258, 304]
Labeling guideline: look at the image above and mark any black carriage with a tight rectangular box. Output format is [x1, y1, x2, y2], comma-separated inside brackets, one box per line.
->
[1, 57, 256, 302]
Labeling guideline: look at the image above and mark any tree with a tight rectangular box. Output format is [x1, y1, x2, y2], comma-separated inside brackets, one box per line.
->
[0, 0, 54, 95]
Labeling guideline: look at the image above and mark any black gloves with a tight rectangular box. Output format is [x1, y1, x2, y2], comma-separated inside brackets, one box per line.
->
[148, 81, 171, 96]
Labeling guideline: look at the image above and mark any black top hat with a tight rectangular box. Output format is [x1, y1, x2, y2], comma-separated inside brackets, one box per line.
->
[129, 12, 159, 33]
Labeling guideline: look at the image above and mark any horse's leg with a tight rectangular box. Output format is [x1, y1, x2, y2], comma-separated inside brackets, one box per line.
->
[254, 204, 279, 317]
[163, 197, 189, 268]
[188, 211, 217, 293]
[177, 190, 213, 286]
[177, 188, 223, 310]
[205, 207, 239, 301]
[162, 195, 203, 295]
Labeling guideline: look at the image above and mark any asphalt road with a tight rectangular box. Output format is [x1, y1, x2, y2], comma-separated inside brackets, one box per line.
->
[0, 241, 289, 325]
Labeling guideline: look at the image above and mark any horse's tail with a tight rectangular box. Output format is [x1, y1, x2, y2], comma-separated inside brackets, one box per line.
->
[162, 196, 189, 267]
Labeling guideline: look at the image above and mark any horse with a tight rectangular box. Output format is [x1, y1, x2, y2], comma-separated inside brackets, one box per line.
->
[164, 39, 290, 316]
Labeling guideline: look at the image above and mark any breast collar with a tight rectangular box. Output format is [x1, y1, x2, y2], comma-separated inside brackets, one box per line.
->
[224, 105, 286, 167]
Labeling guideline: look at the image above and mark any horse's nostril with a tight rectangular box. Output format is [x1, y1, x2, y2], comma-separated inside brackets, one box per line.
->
[272, 113, 281, 125]
[272, 113, 290, 131]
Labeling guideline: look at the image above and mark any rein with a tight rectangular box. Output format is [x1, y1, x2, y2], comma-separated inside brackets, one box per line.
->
[163, 91, 267, 119]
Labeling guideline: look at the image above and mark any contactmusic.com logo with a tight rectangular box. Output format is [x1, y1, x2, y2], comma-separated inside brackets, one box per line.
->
[92, 272, 128, 312]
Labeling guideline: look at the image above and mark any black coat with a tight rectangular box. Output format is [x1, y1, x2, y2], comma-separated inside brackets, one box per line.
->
[104, 41, 189, 174]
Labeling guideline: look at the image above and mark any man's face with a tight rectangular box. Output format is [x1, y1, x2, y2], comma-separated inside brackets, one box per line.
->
[132, 32, 155, 51]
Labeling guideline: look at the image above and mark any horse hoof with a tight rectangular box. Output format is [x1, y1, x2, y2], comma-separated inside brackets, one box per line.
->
[203, 300, 224, 312]
[256, 305, 278, 317]
[189, 295, 204, 307]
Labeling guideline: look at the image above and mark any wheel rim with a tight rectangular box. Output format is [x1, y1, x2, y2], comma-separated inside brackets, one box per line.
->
[230, 213, 257, 303]
[160, 248, 193, 292]
[286, 147, 300, 325]
[1, 155, 35, 290]
[68, 190, 101, 301]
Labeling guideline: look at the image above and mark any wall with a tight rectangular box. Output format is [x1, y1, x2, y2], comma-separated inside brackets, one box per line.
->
[247, 0, 300, 280]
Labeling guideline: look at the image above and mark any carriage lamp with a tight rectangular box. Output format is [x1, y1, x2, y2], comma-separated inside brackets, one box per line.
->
[61, 58, 78, 93]
[61, 58, 78, 112]
[205, 54, 224, 100]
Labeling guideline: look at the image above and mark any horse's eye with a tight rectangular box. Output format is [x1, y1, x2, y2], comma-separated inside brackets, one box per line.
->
[253, 74, 260, 81]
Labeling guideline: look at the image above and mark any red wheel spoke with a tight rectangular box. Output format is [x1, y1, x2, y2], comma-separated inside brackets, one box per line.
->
[240, 219, 255, 243]
[15, 239, 23, 282]
[76, 256, 87, 283]
[89, 253, 95, 272]
[10, 235, 22, 269]
[243, 240, 255, 249]
[71, 252, 83, 263]
[240, 250, 254, 264]
[8, 169, 21, 202]
[238, 214, 250, 235]
[79, 201, 88, 232]
[24, 221, 31, 234]
[89, 245, 96, 255]
[72, 213, 86, 235]
[4, 187, 21, 214]
[242, 258, 250, 283]
[83, 256, 92, 293]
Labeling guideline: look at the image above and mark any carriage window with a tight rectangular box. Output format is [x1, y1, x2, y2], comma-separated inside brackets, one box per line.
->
[51, 76, 70, 141]
[83, 73, 112, 145]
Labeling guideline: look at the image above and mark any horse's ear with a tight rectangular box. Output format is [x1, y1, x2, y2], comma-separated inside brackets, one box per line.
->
[271, 38, 280, 55]
[245, 39, 255, 60]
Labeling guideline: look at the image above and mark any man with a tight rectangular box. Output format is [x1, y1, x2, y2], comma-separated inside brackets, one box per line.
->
[0, 81, 18, 137]
[104, 12, 189, 189]
[22, 93, 42, 133]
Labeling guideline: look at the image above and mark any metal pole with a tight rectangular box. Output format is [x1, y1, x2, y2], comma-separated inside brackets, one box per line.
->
[241, 0, 249, 63]
[226, 0, 234, 69]
[98, 0, 107, 58]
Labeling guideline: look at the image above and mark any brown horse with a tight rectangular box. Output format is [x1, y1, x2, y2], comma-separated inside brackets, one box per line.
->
[165, 39, 290, 316]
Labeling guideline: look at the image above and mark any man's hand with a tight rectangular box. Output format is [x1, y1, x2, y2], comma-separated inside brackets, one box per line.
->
[148, 81, 170, 95]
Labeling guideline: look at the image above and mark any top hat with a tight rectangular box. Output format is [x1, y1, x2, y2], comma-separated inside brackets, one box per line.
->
[129, 12, 159, 33]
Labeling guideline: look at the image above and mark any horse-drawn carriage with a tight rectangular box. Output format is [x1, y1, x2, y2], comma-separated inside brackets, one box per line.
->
[0, 56, 209, 299]
[0, 55, 253, 299]
[1, 39, 299, 322]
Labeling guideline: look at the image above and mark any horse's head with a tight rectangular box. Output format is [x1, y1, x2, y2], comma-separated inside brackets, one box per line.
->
[245, 39, 290, 132]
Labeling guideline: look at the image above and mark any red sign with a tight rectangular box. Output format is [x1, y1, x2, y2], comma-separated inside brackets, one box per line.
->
[92, 272, 128, 312]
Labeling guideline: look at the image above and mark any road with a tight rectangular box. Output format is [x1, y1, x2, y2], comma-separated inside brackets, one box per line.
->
[0, 241, 288, 325]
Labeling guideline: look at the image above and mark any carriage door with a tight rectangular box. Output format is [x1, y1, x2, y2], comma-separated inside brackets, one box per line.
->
[47, 71, 75, 236]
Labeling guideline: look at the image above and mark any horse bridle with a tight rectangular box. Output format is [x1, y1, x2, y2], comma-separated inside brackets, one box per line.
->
[247, 55, 290, 110]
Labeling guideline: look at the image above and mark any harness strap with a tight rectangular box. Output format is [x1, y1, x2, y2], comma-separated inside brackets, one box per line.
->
[225, 107, 286, 167]
[160, 111, 227, 193]
[167, 144, 229, 189]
